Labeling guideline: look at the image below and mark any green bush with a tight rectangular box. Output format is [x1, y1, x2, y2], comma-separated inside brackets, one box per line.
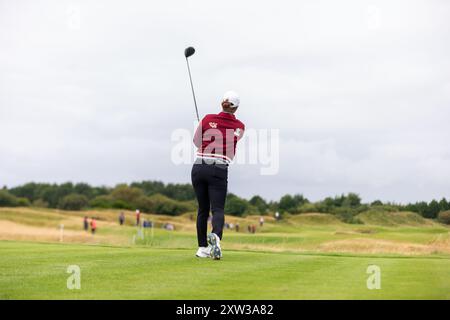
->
[331, 207, 362, 224]
[58, 194, 89, 211]
[370, 200, 383, 206]
[111, 185, 144, 205]
[342, 193, 362, 207]
[89, 192, 194, 215]
[90, 195, 132, 210]
[17, 197, 30, 206]
[242, 204, 261, 216]
[278, 194, 308, 213]
[225, 195, 248, 216]
[148, 194, 193, 215]
[0, 190, 20, 207]
[112, 200, 133, 210]
[32, 199, 49, 208]
[373, 204, 400, 212]
[424, 200, 440, 219]
[135, 196, 154, 213]
[438, 211, 450, 225]
[296, 202, 320, 213]
[90, 195, 114, 208]
[249, 195, 268, 214]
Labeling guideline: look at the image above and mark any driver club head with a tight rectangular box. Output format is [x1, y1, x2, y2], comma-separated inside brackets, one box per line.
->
[184, 46, 195, 58]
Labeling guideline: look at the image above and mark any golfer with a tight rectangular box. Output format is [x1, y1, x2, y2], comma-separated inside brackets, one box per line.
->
[192, 91, 245, 260]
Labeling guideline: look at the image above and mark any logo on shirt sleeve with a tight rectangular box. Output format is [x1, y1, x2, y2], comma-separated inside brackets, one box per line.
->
[209, 122, 217, 128]
[234, 128, 242, 137]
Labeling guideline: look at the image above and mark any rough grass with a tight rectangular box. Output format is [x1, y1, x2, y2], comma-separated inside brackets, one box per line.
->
[0, 207, 449, 255]
[286, 213, 343, 225]
[356, 210, 436, 226]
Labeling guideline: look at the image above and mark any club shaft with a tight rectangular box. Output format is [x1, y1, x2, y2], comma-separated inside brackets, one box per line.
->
[185, 58, 200, 122]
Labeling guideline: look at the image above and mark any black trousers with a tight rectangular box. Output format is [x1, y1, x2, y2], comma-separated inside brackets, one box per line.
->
[191, 161, 228, 247]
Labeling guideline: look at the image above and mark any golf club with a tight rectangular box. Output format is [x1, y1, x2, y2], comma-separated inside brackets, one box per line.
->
[184, 46, 200, 122]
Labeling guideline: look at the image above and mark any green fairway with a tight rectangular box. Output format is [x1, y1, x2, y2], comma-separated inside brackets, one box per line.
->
[0, 241, 449, 299]
[1, 208, 449, 299]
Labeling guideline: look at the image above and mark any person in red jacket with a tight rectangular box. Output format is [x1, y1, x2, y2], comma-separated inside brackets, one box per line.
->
[90, 218, 97, 235]
[192, 91, 245, 260]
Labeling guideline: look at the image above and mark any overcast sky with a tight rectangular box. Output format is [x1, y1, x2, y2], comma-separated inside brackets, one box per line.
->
[1, 0, 450, 203]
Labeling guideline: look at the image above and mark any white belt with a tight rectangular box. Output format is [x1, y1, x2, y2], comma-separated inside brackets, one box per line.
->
[196, 154, 230, 165]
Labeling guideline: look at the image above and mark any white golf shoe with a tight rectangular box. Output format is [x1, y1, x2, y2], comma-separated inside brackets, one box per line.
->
[207, 233, 222, 260]
[195, 246, 212, 258]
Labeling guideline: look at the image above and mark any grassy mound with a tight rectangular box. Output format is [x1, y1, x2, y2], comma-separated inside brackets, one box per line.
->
[356, 210, 435, 226]
[287, 213, 342, 225]
[1, 207, 449, 256]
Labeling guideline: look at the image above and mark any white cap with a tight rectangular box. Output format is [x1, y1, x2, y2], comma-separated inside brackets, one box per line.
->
[222, 91, 240, 108]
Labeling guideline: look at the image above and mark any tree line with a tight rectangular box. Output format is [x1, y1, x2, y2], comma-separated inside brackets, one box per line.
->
[0, 182, 449, 223]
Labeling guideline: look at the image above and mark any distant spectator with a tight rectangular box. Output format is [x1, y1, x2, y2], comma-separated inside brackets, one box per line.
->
[235, 223, 240, 232]
[119, 212, 125, 226]
[229, 223, 234, 230]
[136, 209, 141, 226]
[90, 218, 97, 234]
[247, 225, 251, 233]
[259, 216, 264, 227]
[275, 211, 280, 221]
[164, 223, 174, 231]
[83, 216, 89, 231]
[225, 223, 230, 229]
[251, 225, 256, 234]
[143, 220, 153, 228]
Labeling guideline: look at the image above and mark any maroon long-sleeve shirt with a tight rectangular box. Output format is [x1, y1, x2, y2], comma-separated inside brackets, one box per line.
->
[193, 112, 245, 164]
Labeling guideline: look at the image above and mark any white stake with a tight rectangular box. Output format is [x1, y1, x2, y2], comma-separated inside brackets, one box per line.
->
[59, 224, 64, 242]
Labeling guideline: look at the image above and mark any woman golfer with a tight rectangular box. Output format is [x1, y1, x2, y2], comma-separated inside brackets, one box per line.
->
[192, 91, 245, 260]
